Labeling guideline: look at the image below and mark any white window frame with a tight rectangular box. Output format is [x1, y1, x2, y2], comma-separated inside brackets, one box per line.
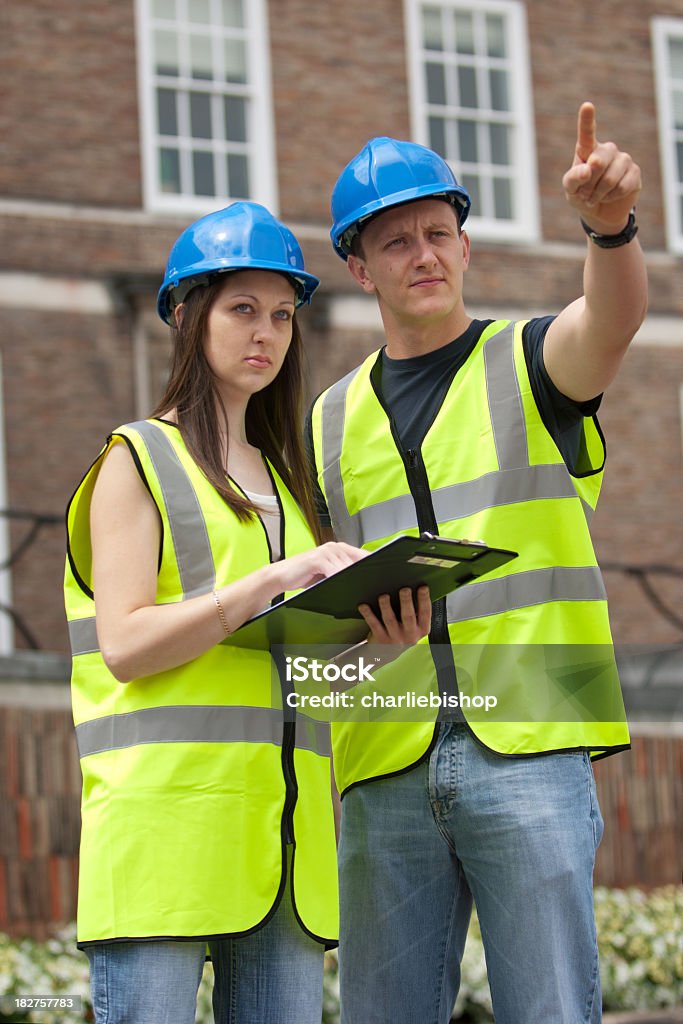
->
[404, 0, 539, 243]
[136, 0, 278, 215]
[652, 17, 683, 254]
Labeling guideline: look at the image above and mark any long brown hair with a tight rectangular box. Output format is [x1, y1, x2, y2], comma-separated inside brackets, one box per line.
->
[151, 276, 323, 544]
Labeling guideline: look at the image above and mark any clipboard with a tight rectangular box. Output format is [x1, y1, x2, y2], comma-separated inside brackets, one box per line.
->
[224, 533, 517, 652]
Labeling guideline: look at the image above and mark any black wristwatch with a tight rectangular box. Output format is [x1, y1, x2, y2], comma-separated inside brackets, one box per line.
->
[580, 210, 638, 248]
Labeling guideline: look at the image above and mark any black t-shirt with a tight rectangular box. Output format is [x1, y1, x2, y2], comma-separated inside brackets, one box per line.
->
[305, 317, 602, 527]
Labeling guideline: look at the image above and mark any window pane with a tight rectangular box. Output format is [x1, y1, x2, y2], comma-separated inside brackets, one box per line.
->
[155, 30, 179, 76]
[489, 69, 509, 111]
[458, 66, 478, 108]
[144, 0, 276, 208]
[224, 96, 247, 141]
[677, 141, 683, 183]
[188, 0, 210, 23]
[490, 122, 510, 165]
[222, 0, 244, 28]
[227, 152, 249, 198]
[422, 6, 443, 51]
[493, 176, 513, 219]
[679, 193, 683, 234]
[669, 38, 683, 79]
[153, 0, 176, 19]
[160, 148, 181, 192]
[426, 62, 447, 105]
[190, 91, 212, 138]
[462, 173, 480, 215]
[458, 119, 478, 163]
[454, 11, 475, 54]
[486, 14, 506, 58]
[429, 116, 446, 156]
[224, 38, 247, 83]
[673, 90, 683, 130]
[157, 88, 178, 135]
[190, 33, 213, 79]
[193, 151, 215, 195]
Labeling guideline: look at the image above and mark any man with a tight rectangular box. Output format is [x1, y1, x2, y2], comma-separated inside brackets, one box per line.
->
[306, 104, 646, 1024]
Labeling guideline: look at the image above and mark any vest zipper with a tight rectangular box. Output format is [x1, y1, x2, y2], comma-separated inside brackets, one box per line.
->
[403, 448, 448, 643]
[369, 366, 448, 642]
[369, 366, 458, 709]
[405, 448, 438, 534]
[281, 715, 298, 847]
[259, 462, 297, 848]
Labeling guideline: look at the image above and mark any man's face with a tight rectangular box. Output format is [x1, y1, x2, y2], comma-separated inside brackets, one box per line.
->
[347, 198, 470, 332]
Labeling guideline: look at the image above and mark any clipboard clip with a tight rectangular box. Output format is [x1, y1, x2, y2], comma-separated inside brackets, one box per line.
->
[420, 531, 487, 546]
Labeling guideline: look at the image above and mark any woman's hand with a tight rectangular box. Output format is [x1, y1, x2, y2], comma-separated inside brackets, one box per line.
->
[358, 586, 432, 645]
[272, 541, 368, 593]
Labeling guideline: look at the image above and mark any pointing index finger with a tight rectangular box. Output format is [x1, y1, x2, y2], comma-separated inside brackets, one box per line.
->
[576, 101, 597, 161]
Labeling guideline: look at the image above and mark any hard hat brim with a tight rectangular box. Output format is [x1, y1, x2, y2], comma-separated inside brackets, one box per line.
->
[331, 183, 471, 260]
[157, 260, 320, 326]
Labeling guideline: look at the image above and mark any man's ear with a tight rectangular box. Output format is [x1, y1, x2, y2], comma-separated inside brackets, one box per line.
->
[347, 255, 376, 294]
[173, 302, 186, 328]
[460, 230, 471, 272]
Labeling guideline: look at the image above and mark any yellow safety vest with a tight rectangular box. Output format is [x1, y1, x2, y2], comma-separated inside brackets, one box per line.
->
[311, 320, 629, 796]
[64, 419, 338, 945]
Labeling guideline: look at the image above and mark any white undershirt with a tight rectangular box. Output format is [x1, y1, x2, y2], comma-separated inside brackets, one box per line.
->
[244, 490, 281, 562]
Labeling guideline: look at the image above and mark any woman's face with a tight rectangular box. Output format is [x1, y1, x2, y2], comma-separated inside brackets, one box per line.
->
[202, 270, 296, 402]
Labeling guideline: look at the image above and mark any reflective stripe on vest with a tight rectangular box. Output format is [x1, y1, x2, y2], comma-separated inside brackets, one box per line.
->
[68, 616, 99, 656]
[125, 419, 216, 597]
[320, 364, 363, 543]
[484, 322, 528, 469]
[445, 565, 606, 623]
[74, 704, 331, 759]
[317, 465, 588, 549]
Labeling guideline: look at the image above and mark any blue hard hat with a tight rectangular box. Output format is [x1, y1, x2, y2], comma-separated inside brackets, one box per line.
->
[157, 201, 320, 325]
[330, 137, 471, 260]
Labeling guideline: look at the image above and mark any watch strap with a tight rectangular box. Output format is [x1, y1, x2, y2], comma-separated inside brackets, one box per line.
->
[580, 210, 638, 249]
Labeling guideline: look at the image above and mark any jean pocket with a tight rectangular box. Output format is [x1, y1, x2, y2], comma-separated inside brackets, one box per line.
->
[583, 751, 604, 849]
[87, 947, 109, 1024]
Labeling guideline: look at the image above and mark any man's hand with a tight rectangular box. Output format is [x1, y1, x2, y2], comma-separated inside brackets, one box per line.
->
[358, 586, 432, 645]
[562, 102, 641, 235]
[544, 101, 647, 402]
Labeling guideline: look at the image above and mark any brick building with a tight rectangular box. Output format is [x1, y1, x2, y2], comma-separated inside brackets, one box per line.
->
[2, 0, 683, 653]
[1, 0, 682, 938]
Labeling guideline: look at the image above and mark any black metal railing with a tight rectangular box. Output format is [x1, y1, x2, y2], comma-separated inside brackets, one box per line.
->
[0, 509, 63, 649]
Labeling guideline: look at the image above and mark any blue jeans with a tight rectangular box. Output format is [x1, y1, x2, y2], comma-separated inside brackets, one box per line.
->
[338, 722, 604, 1024]
[86, 876, 324, 1024]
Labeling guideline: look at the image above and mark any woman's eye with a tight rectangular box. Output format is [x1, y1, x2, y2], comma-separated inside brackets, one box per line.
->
[234, 302, 253, 313]
[274, 309, 292, 322]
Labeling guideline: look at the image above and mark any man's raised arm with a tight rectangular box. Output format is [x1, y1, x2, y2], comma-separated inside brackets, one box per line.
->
[544, 101, 647, 402]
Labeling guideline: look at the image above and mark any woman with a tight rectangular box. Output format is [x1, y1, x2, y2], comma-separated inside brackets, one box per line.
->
[64, 201, 431, 1024]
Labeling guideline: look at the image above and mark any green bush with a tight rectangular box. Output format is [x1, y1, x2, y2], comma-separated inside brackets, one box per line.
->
[595, 886, 683, 1012]
[0, 887, 680, 1023]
